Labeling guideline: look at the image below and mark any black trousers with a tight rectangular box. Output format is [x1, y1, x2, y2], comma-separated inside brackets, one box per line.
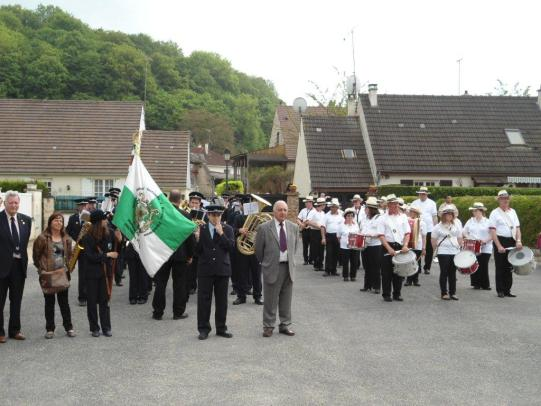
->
[78, 255, 87, 301]
[406, 250, 422, 284]
[114, 249, 125, 285]
[230, 250, 240, 293]
[44, 289, 72, 332]
[186, 257, 198, 293]
[197, 275, 229, 334]
[494, 236, 515, 294]
[86, 276, 111, 333]
[381, 244, 403, 298]
[310, 229, 324, 269]
[324, 233, 339, 274]
[301, 229, 311, 263]
[152, 260, 188, 317]
[127, 256, 148, 301]
[363, 245, 383, 290]
[470, 253, 491, 289]
[423, 232, 434, 271]
[0, 259, 25, 337]
[437, 254, 457, 295]
[237, 253, 262, 299]
[341, 248, 358, 279]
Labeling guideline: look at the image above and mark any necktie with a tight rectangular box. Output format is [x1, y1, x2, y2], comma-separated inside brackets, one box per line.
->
[279, 222, 287, 252]
[11, 216, 20, 254]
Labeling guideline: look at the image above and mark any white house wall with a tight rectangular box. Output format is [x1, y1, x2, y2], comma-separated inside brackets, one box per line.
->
[379, 174, 474, 188]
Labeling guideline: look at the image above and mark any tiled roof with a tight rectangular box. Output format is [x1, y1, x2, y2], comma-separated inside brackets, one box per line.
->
[276, 105, 342, 160]
[303, 116, 373, 190]
[0, 99, 142, 176]
[191, 146, 226, 166]
[360, 94, 541, 175]
[141, 131, 190, 190]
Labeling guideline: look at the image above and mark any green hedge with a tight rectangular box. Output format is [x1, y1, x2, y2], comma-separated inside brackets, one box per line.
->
[378, 185, 541, 201]
[437, 196, 541, 248]
[0, 180, 50, 197]
[215, 180, 244, 196]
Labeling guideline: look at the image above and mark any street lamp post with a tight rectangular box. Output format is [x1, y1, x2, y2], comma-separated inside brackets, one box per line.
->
[224, 149, 231, 193]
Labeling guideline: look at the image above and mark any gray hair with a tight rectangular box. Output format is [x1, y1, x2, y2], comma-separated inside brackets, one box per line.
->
[4, 190, 20, 201]
[273, 200, 288, 211]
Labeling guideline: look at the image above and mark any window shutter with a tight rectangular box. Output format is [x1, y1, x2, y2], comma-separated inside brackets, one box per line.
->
[81, 178, 93, 195]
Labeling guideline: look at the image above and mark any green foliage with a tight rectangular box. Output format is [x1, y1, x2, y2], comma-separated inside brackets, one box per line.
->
[0, 4, 279, 152]
[446, 196, 541, 247]
[0, 180, 50, 197]
[215, 180, 244, 196]
[378, 185, 541, 201]
[489, 79, 531, 96]
[248, 166, 293, 194]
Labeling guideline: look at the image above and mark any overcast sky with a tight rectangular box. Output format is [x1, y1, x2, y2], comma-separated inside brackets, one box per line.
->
[3, 0, 540, 104]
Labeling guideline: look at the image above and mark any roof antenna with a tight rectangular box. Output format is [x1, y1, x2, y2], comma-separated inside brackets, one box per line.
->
[457, 58, 463, 95]
[351, 27, 357, 96]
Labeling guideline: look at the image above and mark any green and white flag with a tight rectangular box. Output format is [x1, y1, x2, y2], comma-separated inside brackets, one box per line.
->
[113, 154, 196, 277]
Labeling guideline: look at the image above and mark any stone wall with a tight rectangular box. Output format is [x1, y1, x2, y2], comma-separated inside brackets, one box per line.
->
[286, 191, 299, 223]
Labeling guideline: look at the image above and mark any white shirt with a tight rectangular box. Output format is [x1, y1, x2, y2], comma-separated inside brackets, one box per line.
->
[297, 207, 314, 222]
[338, 222, 361, 249]
[360, 214, 383, 247]
[432, 222, 462, 255]
[274, 219, 288, 262]
[378, 212, 411, 245]
[489, 207, 520, 239]
[322, 211, 344, 234]
[463, 217, 493, 254]
[308, 209, 326, 230]
[411, 198, 437, 233]
[352, 205, 366, 227]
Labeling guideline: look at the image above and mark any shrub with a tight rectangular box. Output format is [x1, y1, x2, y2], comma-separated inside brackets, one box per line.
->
[215, 180, 244, 196]
[0, 180, 50, 197]
[378, 185, 541, 201]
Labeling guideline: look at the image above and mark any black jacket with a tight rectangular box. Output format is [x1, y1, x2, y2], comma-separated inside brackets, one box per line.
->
[0, 211, 32, 278]
[196, 222, 235, 277]
[66, 212, 83, 241]
[81, 232, 113, 279]
[170, 207, 196, 263]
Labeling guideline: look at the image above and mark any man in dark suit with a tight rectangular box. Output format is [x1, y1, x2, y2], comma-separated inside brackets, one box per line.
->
[66, 198, 89, 306]
[195, 205, 235, 340]
[152, 190, 195, 320]
[0, 191, 32, 343]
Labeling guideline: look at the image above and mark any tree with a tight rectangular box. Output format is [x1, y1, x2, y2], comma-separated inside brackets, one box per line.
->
[490, 79, 531, 96]
[178, 109, 235, 153]
[248, 166, 293, 194]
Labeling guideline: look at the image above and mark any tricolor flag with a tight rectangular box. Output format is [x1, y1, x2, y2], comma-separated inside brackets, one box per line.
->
[113, 154, 196, 277]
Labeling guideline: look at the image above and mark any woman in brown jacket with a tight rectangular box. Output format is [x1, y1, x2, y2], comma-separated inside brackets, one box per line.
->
[32, 212, 76, 339]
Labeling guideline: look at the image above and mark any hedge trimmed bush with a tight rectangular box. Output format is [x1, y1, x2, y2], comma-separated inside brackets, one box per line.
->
[433, 196, 541, 248]
[0, 180, 50, 197]
[378, 185, 541, 201]
[215, 180, 244, 196]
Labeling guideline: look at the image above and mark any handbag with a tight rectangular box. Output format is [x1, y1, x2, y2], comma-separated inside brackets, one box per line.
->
[39, 267, 70, 295]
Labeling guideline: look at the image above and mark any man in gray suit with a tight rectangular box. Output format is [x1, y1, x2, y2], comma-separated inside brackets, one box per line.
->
[255, 200, 298, 337]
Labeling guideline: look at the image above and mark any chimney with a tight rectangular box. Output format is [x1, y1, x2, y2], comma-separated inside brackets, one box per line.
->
[347, 96, 358, 116]
[204, 143, 209, 155]
[537, 86, 541, 110]
[368, 83, 378, 107]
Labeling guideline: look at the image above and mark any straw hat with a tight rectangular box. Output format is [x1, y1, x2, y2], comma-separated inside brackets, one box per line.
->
[439, 204, 456, 215]
[344, 207, 355, 217]
[409, 205, 422, 215]
[314, 197, 326, 206]
[329, 198, 340, 207]
[416, 186, 430, 194]
[468, 202, 487, 211]
[350, 194, 363, 202]
[302, 196, 314, 203]
[496, 190, 510, 199]
[386, 194, 399, 203]
[365, 196, 379, 209]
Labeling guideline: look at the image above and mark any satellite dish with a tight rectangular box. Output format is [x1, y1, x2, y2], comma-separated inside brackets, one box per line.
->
[292, 97, 308, 114]
[346, 75, 358, 96]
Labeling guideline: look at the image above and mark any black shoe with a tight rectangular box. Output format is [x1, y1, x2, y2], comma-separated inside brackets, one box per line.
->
[504, 293, 516, 297]
[115, 282, 123, 287]
[497, 292, 505, 298]
[343, 277, 349, 282]
[137, 298, 147, 304]
[78, 300, 87, 307]
[413, 282, 421, 287]
[102, 330, 112, 337]
[254, 298, 263, 305]
[373, 290, 380, 294]
[303, 261, 309, 265]
[359, 288, 370, 292]
[424, 270, 430, 275]
[383, 297, 393, 302]
[198, 332, 209, 340]
[152, 313, 163, 320]
[230, 290, 237, 296]
[91, 331, 100, 337]
[393, 296, 404, 302]
[233, 298, 246, 305]
[216, 331, 233, 338]
[404, 282, 412, 286]
[323, 273, 331, 277]
[350, 278, 356, 282]
[473, 286, 481, 290]
[482, 287, 492, 291]
[129, 299, 137, 305]
[331, 273, 339, 276]
[173, 313, 188, 320]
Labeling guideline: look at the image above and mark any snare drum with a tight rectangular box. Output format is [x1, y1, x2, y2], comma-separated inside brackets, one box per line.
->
[508, 246, 535, 275]
[463, 239, 481, 254]
[392, 251, 418, 277]
[347, 233, 365, 250]
[454, 250, 479, 275]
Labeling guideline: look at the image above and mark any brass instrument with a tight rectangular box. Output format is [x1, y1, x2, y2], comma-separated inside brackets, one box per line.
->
[67, 211, 91, 273]
[237, 194, 273, 255]
[180, 200, 206, 226]
[408, 217, 420, 249]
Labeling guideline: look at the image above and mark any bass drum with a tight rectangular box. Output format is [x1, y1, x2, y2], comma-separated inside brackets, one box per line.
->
[392, 251, 418, 277]
[508, 247, 536, 276]
[454, 250, 478, 275]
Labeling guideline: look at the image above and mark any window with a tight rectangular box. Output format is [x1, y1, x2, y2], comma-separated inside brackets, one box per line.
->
[439, 180, 453, 187]
[341, 149, 356, 159]
[94, 179, 114, 196]
[400, 179, 414, 186]
[414, 181, 436, 187]
[505, 129, 525, 145]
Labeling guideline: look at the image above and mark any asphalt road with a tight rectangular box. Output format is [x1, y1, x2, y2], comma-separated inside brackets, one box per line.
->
[1, 248, 541, 405]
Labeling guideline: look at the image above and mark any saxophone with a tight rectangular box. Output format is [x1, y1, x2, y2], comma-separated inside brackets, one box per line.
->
[67, 211, 91, 273]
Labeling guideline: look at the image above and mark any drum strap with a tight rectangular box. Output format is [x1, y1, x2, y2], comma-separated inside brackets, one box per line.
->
[498, 208, 517, 240]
